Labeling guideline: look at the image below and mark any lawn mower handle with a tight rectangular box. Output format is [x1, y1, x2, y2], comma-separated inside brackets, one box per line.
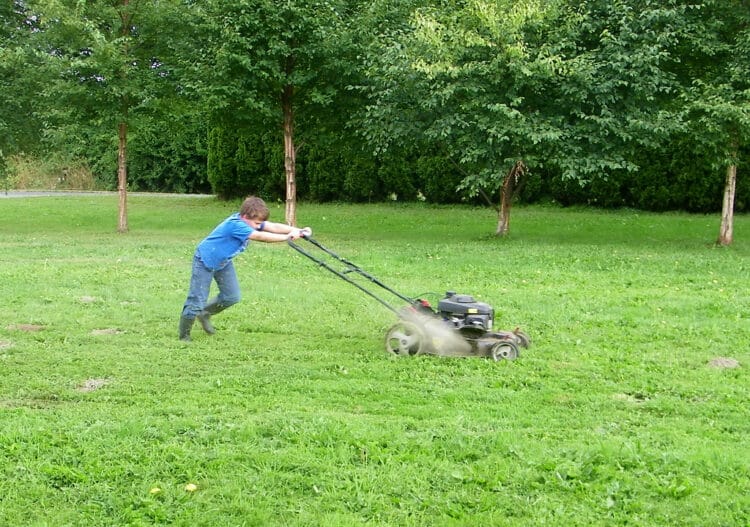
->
[288, 235, 420, 315]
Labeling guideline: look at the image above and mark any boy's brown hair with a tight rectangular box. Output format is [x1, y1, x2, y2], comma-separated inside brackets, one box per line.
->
[240, 196, 270, 221]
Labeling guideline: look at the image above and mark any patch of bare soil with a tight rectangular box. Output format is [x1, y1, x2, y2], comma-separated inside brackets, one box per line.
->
[7, 324, 45, 332]
[77, 378, 108, 392]
[613, 392, 650, 403]
[708, 357, 740, 369]
[0, 340, 12, 350]
[91, 328, 123, 335]
[80, 296, 98, 303]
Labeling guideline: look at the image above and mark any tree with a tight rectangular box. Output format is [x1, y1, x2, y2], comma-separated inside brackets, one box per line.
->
[26, 0, 184, 232]
[669, 1, 750, 246]
[0, 1, 44, 170]
[360, 0, 568, 234]
[193, 0, 359, 225]
[360, 0, 685, 235]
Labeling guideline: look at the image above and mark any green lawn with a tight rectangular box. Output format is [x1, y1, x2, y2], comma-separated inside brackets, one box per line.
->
[1, 196, 748, 526]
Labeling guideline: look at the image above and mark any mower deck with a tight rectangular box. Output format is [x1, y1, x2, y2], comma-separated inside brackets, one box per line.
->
[385, 316, 530, 361]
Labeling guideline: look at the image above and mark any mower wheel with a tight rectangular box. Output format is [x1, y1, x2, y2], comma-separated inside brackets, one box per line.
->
[491, 341, 519, 361]
[384, 321, 426, 356]
[486, 330, 531, 349]
[513, 329, 531, 349]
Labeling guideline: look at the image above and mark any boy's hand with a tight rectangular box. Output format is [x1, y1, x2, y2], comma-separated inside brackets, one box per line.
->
[287, 229, 303, 241]
[285, 227, 312, 241]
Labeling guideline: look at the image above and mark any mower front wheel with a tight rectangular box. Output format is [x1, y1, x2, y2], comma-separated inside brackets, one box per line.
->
[513, 329, 531, 349]
[491, 341, 519, 361]
[384, 321, 426, 357]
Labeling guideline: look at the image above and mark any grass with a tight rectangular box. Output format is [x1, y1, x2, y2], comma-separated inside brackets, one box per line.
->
[0, 195, 748, 526]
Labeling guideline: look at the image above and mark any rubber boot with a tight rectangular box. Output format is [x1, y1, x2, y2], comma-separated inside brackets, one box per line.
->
[197, 299, 227, 335]
[179, 316, 195, 342]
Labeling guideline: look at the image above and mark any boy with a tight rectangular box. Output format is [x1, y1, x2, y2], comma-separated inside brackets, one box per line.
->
[179, 196, 312, 341]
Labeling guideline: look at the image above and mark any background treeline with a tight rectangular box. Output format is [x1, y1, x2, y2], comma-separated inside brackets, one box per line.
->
[1, 0, 748, 212]
[203, 125, 750, 212]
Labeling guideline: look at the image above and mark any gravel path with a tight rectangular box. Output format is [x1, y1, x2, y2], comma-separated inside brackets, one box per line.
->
[0, 190, 213, 198]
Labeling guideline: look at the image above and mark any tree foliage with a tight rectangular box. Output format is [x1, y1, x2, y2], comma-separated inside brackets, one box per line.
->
[353, 0, 748, 235]
[2, 0, 748, 236]
[15, 0, 183, 228]
[0, 1, 44, 167]
[187, 0, 362, 222]
[361, 0, 688, 191]
[26, 0, 173, 146]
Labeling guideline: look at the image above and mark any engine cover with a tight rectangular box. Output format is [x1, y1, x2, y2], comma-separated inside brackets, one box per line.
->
[438, 291, 494, 331]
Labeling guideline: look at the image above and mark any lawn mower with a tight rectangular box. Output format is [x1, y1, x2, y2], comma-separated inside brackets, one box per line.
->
[288, 236, 530, 361]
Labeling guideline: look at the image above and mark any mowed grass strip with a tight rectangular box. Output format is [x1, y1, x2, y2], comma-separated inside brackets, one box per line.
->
[0, 196, 748, 526]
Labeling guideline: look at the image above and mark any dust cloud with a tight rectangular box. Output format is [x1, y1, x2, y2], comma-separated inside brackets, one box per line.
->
[399, 309, 472, 357]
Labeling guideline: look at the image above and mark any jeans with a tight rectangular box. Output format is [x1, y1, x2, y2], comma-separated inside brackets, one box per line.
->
[181, 252, 241, 319]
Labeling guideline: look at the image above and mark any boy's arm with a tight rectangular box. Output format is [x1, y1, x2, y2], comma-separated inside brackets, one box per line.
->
[249, 230, 293, 243]
[260, 221, 312, 236]
[249, 223, 313, 243]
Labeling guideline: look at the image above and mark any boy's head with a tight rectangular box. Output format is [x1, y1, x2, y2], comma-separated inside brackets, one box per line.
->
[240, 196, 270, 221]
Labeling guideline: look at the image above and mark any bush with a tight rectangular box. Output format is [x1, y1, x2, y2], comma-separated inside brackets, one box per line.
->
[207, 126, 238, 199]
[207, 126, 286, 201]
[377, 150, 418, 201]
[5, 154, 97, 190]
[415, 154, 464, 204]
[305, 145, 347, 201]
[202, 124, 749, 212]
[343, 154, 381, 202]
[128, 119, 210, 194]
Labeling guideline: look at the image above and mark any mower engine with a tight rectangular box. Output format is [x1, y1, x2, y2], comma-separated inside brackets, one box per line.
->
[438, 291, 493, 331]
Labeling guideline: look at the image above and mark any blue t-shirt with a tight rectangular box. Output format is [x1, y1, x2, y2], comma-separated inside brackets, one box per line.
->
[196, 213, 259, 271]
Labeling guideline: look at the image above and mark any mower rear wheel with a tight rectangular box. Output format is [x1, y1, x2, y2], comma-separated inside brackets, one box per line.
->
[491, 341, 519, 361]
[384, 321, 426, 356]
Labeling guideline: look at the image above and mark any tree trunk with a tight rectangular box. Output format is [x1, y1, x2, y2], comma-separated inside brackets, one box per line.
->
[117, 121, 128, 233]
[116, 0, 130, 234]
[496, 160, 526, 236]
[282, 84, 297, 226]
[717, 163, 736, 246]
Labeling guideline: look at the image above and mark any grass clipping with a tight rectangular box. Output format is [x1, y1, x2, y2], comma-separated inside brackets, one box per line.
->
[399, 309, 472, 357]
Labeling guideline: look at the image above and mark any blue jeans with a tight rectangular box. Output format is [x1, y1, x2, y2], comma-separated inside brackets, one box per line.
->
[181, 253, 241, 319]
